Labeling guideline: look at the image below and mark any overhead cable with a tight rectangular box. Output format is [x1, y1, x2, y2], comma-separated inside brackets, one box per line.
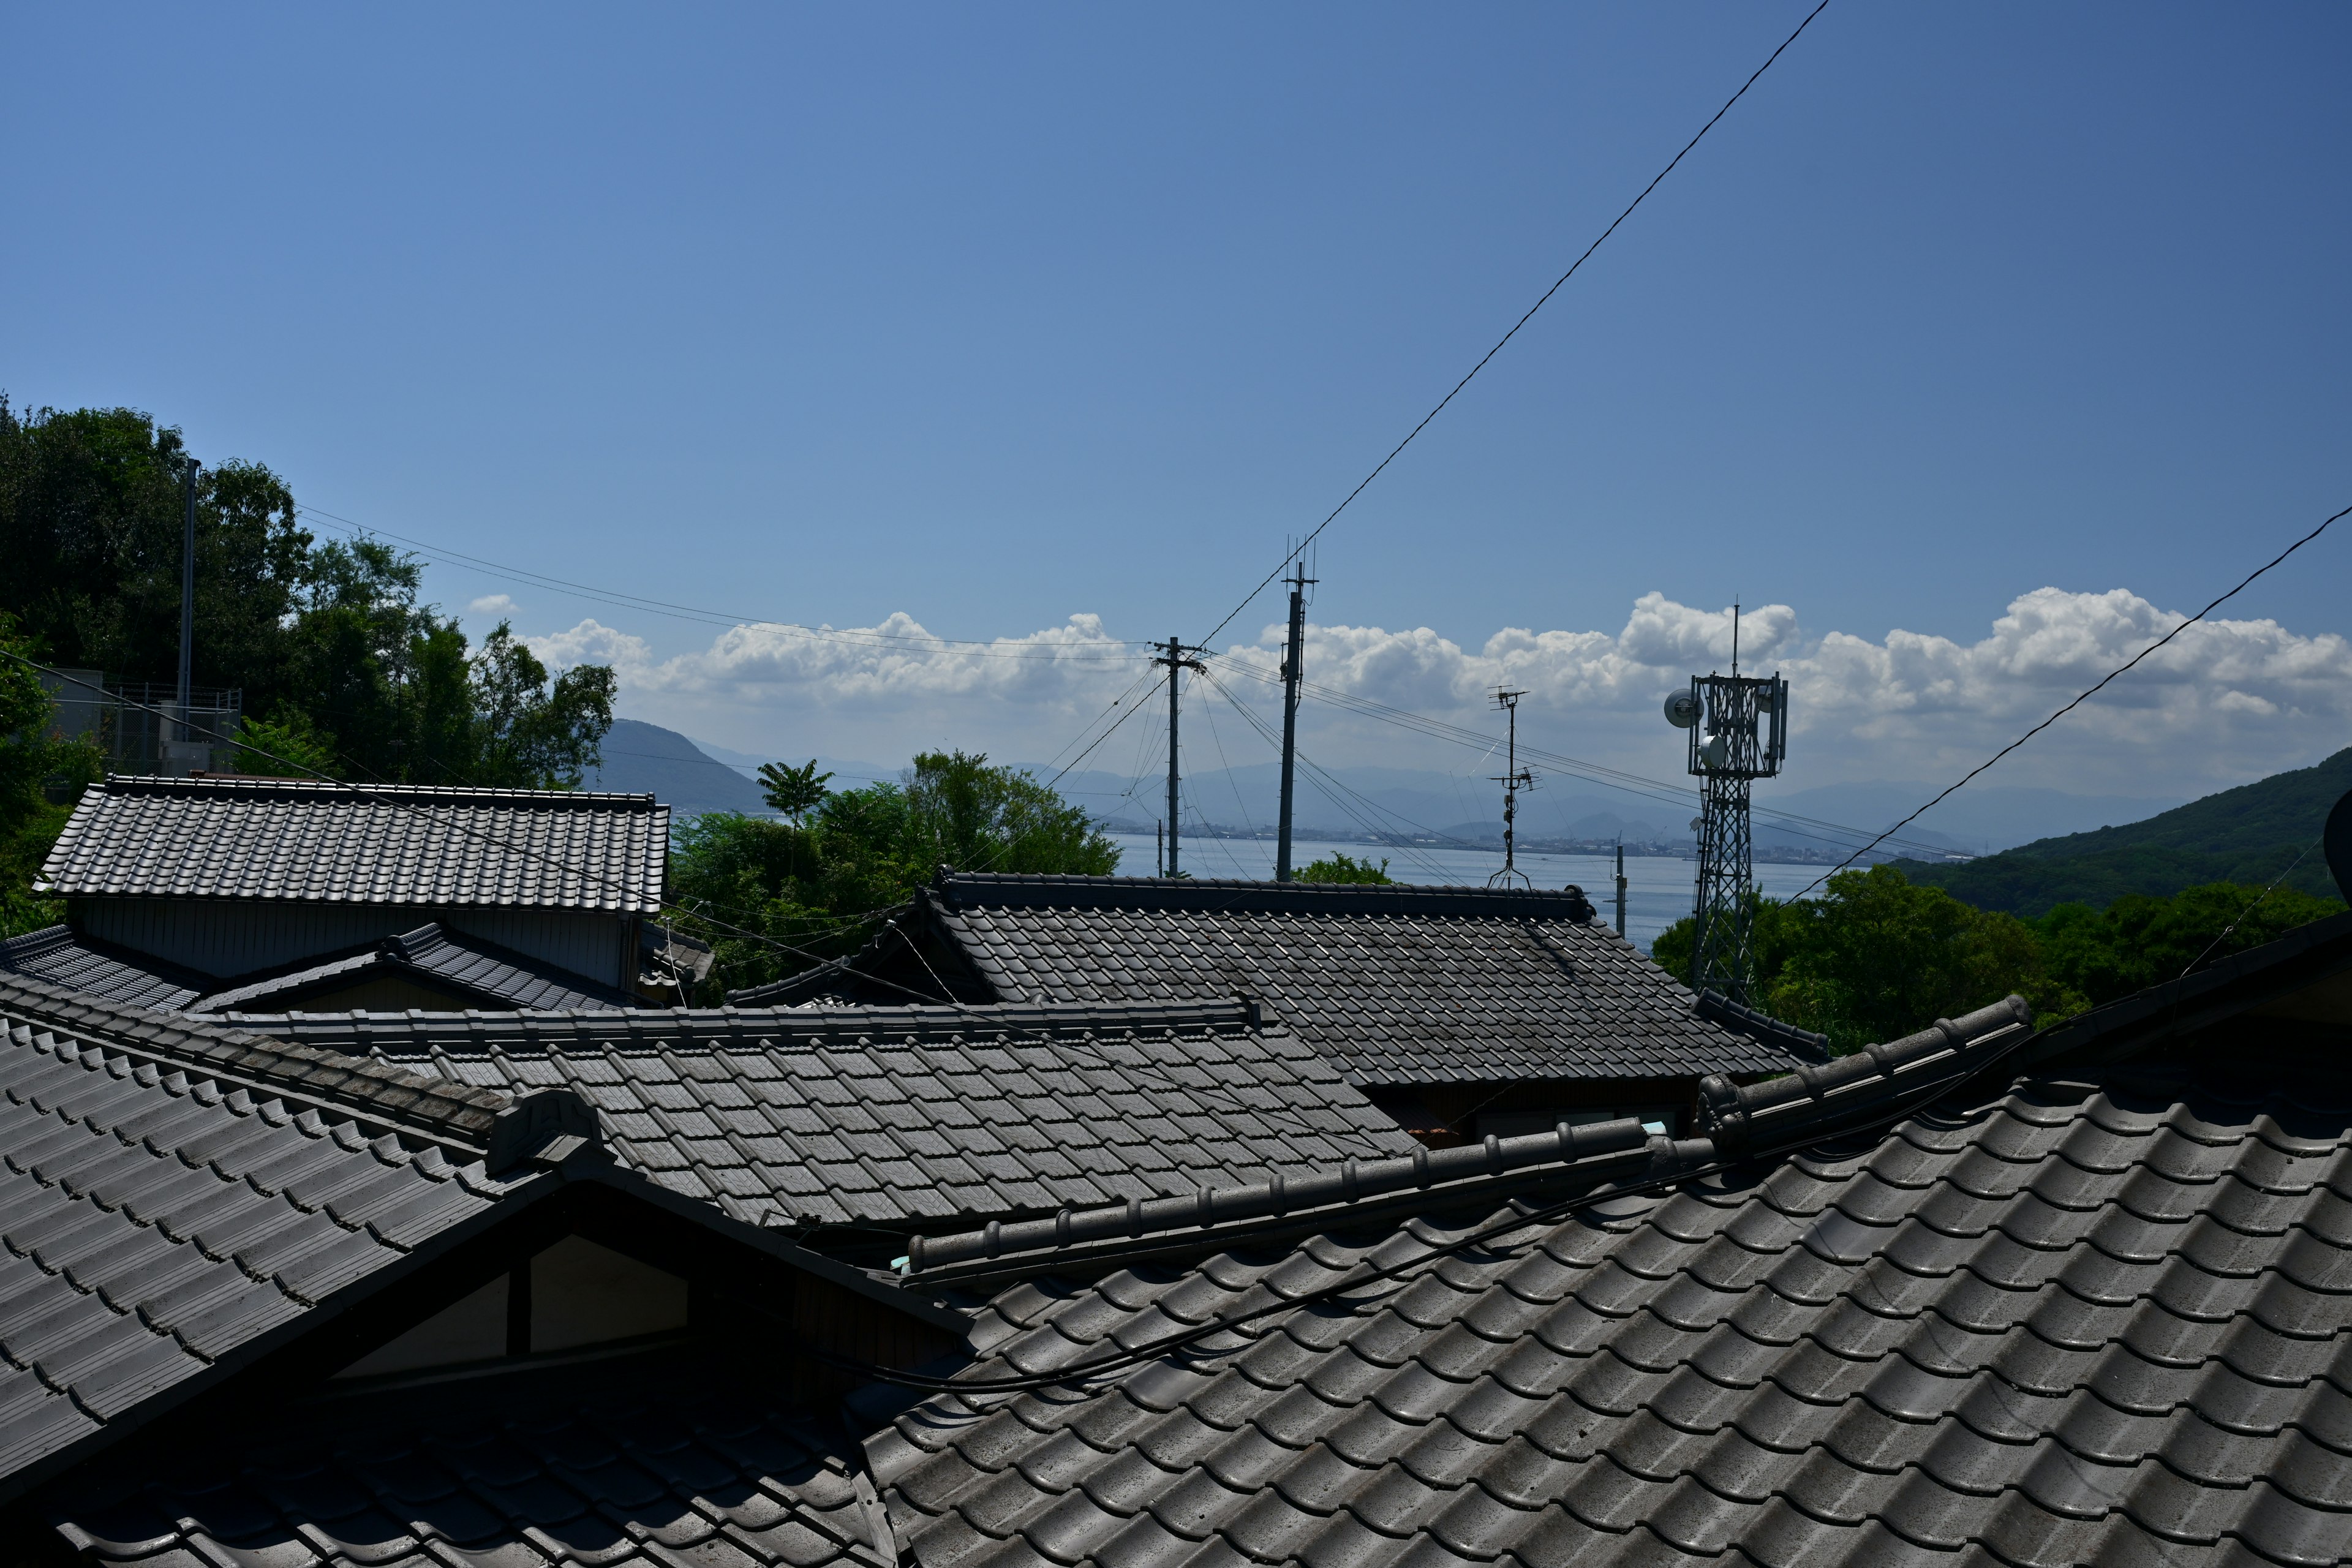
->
[1194, 0, 1834, 649]
[1787, 498, 2352, 900]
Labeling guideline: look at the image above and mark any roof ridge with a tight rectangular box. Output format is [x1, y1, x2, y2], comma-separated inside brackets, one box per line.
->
[99, 775, 660, 807]
[0, 971, 594, 1169]
[907, 1115, 1661, 1276]
[224, 995, 1270, 1042]
[906, 993, 2043, 1281]
[930, 873, 1611, 918]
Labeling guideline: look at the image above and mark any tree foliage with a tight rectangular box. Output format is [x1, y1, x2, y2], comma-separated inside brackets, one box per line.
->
[1653, 864, 2345, 1054]
[0, 398, 616, 793]
[757, 759, 834, 822]
[0, 617, 106, 937]
[1299, 852, 1392, 884]
[669, 752, 1118, 996]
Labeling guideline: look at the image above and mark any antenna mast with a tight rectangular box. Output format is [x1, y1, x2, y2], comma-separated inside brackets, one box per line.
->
[1662, 611, 1789, 1001]
[1487, 688, 1535, 888]
[1155, 637, 1206, 877]
[1274, 559, 1316, 881]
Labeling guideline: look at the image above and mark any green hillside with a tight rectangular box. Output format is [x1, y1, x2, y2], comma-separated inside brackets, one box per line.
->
[1898, 747, 2352, 917]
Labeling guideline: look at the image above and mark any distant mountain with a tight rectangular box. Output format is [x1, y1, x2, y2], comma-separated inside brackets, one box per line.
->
[584, 720, 771, 818]
[1758, 780, 2181, 856]
[1898, 748, 2352, 916]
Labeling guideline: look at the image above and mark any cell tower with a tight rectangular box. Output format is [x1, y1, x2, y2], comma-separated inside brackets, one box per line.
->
[1488, 688, 1536, 888]
[1662, 608, 1787, 1000]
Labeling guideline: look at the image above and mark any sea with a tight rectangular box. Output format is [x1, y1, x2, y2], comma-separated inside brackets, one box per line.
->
[1101, 832, 1830, 953]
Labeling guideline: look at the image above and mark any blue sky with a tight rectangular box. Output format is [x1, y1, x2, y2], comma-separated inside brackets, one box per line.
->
[7, 4, 2348, 794]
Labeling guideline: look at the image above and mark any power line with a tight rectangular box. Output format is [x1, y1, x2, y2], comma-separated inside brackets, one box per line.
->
[296, 507, 1156, 663]
[1208, 649, 1960, 862]
[1194, 0, 1833, 649]
[1787, 497, 2352, 900]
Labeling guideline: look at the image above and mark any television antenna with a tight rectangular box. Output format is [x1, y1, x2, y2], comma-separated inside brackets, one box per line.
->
[1487, 688, 1536, 888]
[1663, 601, 1788, 1000]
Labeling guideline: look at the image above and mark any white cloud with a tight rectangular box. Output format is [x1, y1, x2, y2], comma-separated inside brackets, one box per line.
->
[526, 589, 2352, 791]
[467, 593, 518, 618]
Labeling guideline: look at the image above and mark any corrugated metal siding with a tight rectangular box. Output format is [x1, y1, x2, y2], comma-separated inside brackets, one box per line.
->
[73, 898, 630, 986]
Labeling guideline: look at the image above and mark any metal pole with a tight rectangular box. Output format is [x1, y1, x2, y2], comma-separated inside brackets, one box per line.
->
[1275, 562, 1313, 881]
[1166, 639, 1181, 876]
[1615, 841, 1627, 936]
[178, 458, 198, 741]
[1153, 638, 1204, 876]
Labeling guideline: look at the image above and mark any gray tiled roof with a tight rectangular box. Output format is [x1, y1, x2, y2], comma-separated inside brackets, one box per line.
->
[193, 922, 644, 1013]
[0, 975, 526, 1502]
[738, 875, 1798, 1087]
[226, 1001, 1426, 1232]
[45, 1365, 896, 1568]
[0, 925, 206, 1011]
[869, 1044, 2352, 1568]
[38, 775, 666, 912]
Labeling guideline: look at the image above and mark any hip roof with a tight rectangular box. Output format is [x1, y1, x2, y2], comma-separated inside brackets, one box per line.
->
[739, 873, 1803, 1086]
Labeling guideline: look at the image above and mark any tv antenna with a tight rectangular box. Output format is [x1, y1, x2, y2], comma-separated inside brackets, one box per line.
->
[1663, 600, 1788, 1001]
[1487, 687, 1536, 888]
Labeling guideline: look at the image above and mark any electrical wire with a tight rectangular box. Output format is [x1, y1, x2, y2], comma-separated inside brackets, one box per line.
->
[1194, 0, 1834, 649]
[296, 507, 1158, 662]
[1787, 498, 2352, 900]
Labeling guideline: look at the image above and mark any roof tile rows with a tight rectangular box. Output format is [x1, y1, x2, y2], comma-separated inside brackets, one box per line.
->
[2, 922, 644, 1014]
[45, 1373, 895, 1568]
[0, 982, 521, 1499]
[742, 875, 1793, 1087]
[39, 777, 667, 913]
[0, 927, 206, 1012]
[226, 1002, 1426, 1232]
[869, 1056, 2352, 1568]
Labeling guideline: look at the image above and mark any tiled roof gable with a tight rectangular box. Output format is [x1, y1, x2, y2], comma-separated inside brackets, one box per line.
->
[38, 775, 666, 912]
[740, 873, 1804, 1086]
[226, 1000, 1425, 1231]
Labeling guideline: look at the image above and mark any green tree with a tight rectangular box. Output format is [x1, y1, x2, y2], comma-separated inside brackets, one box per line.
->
[1299, 852, 1392, 884]
[0, 399, 311, 715]
[667, 753, 1118, 997]
[467, 624, 616, 788]
[2032, 882, 2343, 1009]
[757, 759, 834, 822]
[1656, 865, 2060, 1052]
[900, 750, 1118, 876]
[0, 618, 105, 937]
[0, 401, 617, 796]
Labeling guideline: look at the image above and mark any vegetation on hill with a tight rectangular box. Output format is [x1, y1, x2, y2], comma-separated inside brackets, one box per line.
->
[1654, 864, 2343, 1054]
[0, 398, 616, 793]
[1896, 748, 2352, 916]
[668, 750, 1118, 996]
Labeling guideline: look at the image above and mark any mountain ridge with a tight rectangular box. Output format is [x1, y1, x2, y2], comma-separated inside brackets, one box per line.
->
[1897, 747, 2352, 916]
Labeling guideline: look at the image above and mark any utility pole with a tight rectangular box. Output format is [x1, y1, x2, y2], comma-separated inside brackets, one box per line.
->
[1487, 688, 1535, 888]
[1615, 840, 1628, 936]
[1273, 560, 1316, 881]
[1155, 638, 1205, 876]
[178, 457, 198, 742]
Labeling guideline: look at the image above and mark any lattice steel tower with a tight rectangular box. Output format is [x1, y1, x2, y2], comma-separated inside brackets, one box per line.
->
[1664, 622, 1787, 1001]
